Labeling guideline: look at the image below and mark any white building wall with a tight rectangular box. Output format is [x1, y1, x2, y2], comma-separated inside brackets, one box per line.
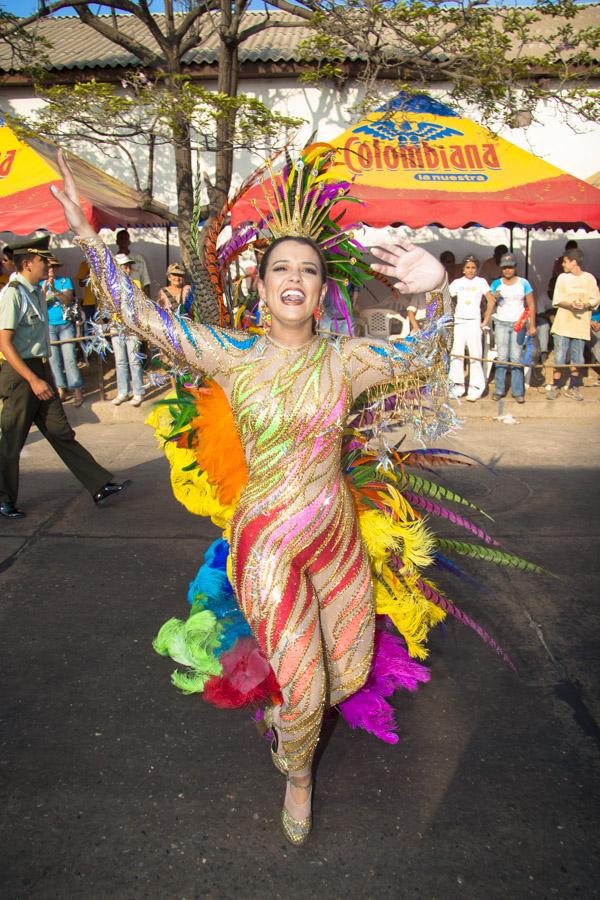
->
[2, 79, 599, 300]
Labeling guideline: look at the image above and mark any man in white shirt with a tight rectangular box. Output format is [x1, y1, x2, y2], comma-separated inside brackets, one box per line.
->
[448, 257, 495, 401]
[114, 229, 151, 297]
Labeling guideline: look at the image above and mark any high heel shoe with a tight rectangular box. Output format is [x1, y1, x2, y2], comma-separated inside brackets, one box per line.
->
[257, 706, 288, 775]
[281, 776, 312, 846]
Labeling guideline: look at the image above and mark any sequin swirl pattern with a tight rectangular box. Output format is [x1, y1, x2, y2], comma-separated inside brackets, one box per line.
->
[229, 336, 375, 774]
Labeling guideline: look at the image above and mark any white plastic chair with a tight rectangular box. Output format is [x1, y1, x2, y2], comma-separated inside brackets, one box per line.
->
[356, 308, 408, 341]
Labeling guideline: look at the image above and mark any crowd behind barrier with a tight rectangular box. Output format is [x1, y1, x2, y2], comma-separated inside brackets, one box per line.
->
[1, 236, 599, 409]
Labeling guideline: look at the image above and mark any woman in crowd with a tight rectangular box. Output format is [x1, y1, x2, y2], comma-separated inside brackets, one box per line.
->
[157, 262, 193, 313]
[42, 255, 84, 407]
[489, 253, 536, 404]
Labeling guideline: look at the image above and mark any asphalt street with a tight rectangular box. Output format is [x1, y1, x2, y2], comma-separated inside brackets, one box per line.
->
[1, 409, 599, 900]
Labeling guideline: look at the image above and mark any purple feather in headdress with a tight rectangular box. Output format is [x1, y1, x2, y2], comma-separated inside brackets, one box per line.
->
[326, 278, 354, 335]
[218, 224, 259, 267]
[315, 180, 351, 207]
[338, 629, 430, 743]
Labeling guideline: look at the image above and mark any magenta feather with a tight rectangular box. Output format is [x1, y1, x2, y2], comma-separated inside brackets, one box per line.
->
[338, 630, 430, 743]
[405, 490, 499, 545]
[416, 578, 516, 671]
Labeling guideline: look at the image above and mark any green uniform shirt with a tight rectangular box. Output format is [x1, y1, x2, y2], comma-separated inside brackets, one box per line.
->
[0, 273, 50, 359]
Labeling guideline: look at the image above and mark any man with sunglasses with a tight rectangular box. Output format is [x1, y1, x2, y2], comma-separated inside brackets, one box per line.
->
[489, 254, 536, 404]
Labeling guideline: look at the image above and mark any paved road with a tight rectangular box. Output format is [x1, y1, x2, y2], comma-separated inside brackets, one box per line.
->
[1, 415, 599, 900]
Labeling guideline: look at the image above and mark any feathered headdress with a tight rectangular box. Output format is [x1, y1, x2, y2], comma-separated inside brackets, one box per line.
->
[203, 143, 373, 332]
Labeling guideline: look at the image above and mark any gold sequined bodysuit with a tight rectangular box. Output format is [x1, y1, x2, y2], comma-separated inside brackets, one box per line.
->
[79, 236, 446, 774]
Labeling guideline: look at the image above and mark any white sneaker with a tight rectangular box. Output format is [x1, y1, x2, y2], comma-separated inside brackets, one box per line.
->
[112, 395, 130, 406]
[466, 393, 482, 402]
[130, 396, 144, 407]
[451, 386, 465, 399]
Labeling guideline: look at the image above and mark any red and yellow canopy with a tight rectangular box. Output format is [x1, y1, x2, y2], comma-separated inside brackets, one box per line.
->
[233, 94, 600, 231]
[0, 120, 174, 234]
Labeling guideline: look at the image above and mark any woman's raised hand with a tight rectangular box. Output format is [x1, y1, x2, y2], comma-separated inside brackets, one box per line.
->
[50, 150, 97, 239]
[370, 238, 445, 294]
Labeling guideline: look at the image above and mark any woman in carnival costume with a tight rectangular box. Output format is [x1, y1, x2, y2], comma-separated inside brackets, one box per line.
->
[52, 148, 542, 846]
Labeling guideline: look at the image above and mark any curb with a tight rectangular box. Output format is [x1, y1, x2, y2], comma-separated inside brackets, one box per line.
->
[451, 386, 600, 419]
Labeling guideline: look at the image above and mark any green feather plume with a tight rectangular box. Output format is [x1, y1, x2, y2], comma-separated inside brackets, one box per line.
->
[403, 473, 492, 520]
[435, 539, 551, 575]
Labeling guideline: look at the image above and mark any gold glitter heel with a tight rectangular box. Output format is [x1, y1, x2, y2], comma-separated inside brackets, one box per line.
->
[281, 776, 312, 846]
[257, 706, 289, 775]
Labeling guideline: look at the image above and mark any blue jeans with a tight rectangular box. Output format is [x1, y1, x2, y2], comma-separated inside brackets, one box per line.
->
[112, 333, 144, 398]
[552, 334, 585, 366]
[493, 320, 525, 397]
[49, 323, 83, 390]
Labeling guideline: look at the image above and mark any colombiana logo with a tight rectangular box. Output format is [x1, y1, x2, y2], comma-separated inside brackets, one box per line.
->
[342, 116, 501, 182]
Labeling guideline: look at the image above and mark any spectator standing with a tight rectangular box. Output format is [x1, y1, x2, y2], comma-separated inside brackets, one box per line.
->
[439, 251, 462, 282]
[113, 229, 151, 297]
[41, 255, 84, 407]
[590, 272, 600, 385]
[489, 254, 536, 404]
[448, 256, 495, 401]
[111, 254, 145, 407]
[157, 262, 193, 313]
[551, 240, 578, 280]
[548, 240, 578, 300]
[480, 244, 509, 286]
[1, 246, 16, 287]
[404, 292, 428, 334]
[76, 260, 98, 321]
[547, 248, 600, 401]
[0, 248, 130, 518]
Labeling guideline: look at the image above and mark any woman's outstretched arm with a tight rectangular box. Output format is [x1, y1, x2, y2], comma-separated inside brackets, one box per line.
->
[51, 151, 243, 378]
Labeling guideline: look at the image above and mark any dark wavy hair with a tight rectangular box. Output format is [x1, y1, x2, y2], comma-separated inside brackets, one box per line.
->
[258, 236, 328, 283]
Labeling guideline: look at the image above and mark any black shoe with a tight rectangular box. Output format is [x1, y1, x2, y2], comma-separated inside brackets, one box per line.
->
[0, 501, 25, 519]
[514, 395, 525, 404]
[93, 480, 131, 506]
[491, 393, 505, 401]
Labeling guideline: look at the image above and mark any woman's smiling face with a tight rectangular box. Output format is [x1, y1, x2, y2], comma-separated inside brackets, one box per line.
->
[258, 240, 327, 330]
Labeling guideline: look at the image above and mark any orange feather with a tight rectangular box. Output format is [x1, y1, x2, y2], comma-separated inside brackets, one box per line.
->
[189, 381, 248, 506]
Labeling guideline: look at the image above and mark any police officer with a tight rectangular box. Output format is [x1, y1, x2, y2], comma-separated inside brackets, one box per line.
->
[0, 248, 130, 519]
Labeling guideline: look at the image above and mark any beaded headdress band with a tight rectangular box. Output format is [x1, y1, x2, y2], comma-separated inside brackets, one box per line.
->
[203, 143, 373, 332]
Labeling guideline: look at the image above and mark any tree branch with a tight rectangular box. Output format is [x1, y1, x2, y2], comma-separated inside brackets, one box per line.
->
[263, 0, 315, 20]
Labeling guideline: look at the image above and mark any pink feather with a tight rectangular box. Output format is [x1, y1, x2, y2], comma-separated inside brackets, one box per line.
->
[338, 630, 430, 743]
[405, 490, 499, 545]
[416, 578, 516, 671]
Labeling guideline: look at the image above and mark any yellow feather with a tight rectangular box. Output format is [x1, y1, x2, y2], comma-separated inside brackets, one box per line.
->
[358, 508, 436, 571]
[373, 565, 446, 659]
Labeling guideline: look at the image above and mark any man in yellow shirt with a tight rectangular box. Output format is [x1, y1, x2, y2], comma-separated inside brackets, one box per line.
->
[76, 259, 98, 320]
[547, 248, 600, 401]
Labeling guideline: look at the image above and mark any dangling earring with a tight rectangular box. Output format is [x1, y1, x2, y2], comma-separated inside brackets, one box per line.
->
[314, 301, 324, 323]
[259, 299, 272, 332]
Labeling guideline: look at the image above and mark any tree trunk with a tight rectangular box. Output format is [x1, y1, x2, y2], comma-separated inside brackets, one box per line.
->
[171, 87, 221, 325]
[214, 2, 240, 217]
